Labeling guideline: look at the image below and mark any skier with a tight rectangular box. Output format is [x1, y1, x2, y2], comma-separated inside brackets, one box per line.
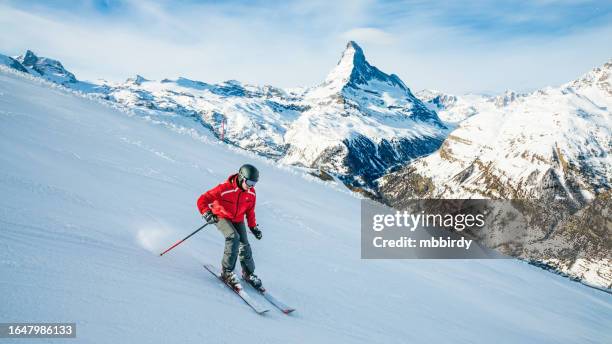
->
[197, 164, 263, 290]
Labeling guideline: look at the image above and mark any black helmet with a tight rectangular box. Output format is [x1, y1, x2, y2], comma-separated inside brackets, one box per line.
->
[238, 164, 259, 183]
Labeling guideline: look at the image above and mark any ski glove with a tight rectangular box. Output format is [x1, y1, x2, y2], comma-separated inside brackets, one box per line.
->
[203, 210, 218, 224]
[250, 225, 262, 240]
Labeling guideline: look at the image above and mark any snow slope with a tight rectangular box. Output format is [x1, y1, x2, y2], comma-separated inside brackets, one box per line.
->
[1, 69, 610, 343]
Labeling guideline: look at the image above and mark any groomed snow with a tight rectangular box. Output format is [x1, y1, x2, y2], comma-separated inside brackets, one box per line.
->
[1, 69, 610, 343]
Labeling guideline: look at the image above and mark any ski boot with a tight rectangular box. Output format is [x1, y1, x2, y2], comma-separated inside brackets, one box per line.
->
[221, 270, 241, 291]
[242, 272, 264, 291]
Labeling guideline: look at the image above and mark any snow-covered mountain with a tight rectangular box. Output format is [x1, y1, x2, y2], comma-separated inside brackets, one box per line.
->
[1, 43, 446, 189]
[1, 50, 108, 93]
[416, 89, 529, 123]
[16, 49, 77, 84]
[282, 42, 446, 187]
[407, 62, 611, 200]
[382, 60, 612, 288]
[101, 75, 304, 158]
[2, 66, 611, 343]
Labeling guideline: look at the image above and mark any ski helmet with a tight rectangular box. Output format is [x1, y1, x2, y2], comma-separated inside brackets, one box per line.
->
[238, 164, 259, 184]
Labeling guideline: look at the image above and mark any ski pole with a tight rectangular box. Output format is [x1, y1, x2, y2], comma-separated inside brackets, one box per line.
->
[159, 223, 209, 256]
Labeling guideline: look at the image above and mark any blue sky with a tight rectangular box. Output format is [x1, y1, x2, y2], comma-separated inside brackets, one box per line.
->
[1, 0, 611, 94]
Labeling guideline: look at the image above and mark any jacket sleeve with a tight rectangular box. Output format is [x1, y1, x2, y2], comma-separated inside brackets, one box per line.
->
[246, 197, 257, 228]
[197, 184, 223, 214]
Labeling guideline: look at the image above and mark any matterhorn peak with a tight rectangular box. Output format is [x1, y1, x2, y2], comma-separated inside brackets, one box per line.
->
[323, 41, 368, 86]
[340, 41, 367, 69]
[318, 41, 407, 96]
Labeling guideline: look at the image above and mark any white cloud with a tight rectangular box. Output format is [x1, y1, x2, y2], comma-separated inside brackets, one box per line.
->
[341, 27, 396, 45]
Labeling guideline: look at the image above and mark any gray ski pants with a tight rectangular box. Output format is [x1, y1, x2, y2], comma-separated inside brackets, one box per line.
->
[215, 218, 255, 274]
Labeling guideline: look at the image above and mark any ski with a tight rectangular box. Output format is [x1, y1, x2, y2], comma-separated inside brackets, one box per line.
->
[260, 290, 296, 315]
[203, 264, 269, 315]
[242, 278, 295, 314]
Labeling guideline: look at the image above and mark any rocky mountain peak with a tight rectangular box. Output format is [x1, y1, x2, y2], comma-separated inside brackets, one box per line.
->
[493, 90, 524, 107]
[126, 75, 148, 86]
[320, 41, 407, 94]
[15, 49, 77, 84]
[339, 41, 367, 73]
[19, 50, 39, 66]
[567, 59, 612, 95]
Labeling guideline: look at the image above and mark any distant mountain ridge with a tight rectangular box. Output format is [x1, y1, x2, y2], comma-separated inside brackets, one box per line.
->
[1, 42, 446, 189]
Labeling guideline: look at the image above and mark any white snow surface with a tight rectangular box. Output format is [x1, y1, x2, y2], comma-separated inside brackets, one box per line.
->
[1, 69, 611, 343]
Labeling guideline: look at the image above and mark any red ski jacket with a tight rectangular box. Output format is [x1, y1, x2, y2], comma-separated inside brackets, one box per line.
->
[197, 174, 257, 227]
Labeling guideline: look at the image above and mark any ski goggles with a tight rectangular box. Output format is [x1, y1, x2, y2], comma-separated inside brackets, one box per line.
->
[245, 179, 257, 187]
